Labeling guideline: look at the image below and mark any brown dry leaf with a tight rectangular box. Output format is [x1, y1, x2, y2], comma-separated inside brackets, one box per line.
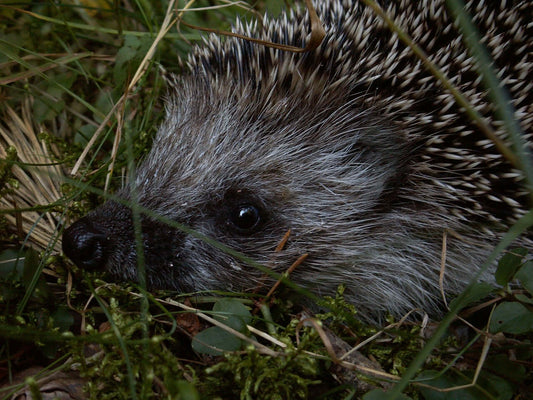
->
[2, 367, 87, 400]
[176, 299, 202, 336]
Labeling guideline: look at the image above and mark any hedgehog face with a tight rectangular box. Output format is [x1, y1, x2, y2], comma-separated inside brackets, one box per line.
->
[62, 85, 411, 295]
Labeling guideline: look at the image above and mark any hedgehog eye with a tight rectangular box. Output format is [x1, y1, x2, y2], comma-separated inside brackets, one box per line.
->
[229, 204, 261, 232]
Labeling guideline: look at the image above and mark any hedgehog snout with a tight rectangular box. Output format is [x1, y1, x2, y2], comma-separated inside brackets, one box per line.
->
[62, 217, 109, 270]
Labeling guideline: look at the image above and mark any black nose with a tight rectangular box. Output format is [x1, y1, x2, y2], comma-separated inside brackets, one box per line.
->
[62, 218, 108, 270]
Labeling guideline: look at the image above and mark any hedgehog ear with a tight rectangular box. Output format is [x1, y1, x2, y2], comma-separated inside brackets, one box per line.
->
[345, 125, 409, 164]
[342, 124, 414, 205]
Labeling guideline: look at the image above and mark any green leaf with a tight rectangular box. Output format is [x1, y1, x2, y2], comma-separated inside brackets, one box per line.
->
[94, 90, 116, 122]
[191, 326, 242, 356]
[0, 248, 24, 279]
[52, 306, 74, 332]
[417, 370, 473, 400]
[515, 261, 533, 295]
[74, 124, 97, 146]
[416, 369, 513, 400]
[477, 374, 513, 400]
[484, 354, 526, 382]
[192, 299, 252, 355]
[495, 248, 528, 286]
[165, 380, 200, 400]
[21, 247, 40, 286]
[0, 249, 25, 301]
[113, 35, 152, 89]
[489, 302, 533, 334]
[212, 298, 252, 332]
[0, 36, 21, 63]
[514, 294, 533, 305]
[362, 389, 412, 400]
[33, 72, 76, 123]
[22, 248, 49, 300]
[448, 282, 494, 311]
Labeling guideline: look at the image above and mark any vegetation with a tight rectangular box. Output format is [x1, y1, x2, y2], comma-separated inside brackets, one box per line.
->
[0, 1, 531, 399]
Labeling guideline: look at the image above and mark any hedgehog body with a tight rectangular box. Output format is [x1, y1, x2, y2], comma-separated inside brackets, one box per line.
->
[63, 0, 532, 321]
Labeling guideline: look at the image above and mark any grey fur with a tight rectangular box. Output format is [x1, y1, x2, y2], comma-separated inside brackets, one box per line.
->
[64, 0, 532, 321]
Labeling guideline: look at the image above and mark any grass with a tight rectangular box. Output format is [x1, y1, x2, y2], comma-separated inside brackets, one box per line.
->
[0, 1, 532, 399]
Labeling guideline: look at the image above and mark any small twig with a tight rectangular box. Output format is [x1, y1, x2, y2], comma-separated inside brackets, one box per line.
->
[264, 253, 308, 300]
[275, 229, 291, 252]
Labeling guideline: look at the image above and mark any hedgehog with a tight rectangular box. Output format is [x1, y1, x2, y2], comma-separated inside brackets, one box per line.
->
[62, 0, 532, 322]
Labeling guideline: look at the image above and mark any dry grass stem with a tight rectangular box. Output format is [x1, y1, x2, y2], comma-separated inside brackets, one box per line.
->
[0, 100, 64, 252]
